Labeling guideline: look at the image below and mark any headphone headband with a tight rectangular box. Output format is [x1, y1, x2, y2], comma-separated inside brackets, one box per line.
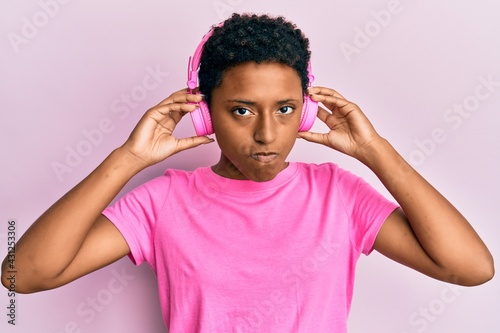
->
[187, 23, 223, 90]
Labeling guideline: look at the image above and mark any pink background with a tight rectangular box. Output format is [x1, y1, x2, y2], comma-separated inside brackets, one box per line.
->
[1, 0, 499, 332]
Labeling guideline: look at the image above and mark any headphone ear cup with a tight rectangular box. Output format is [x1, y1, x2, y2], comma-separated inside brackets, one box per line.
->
[298, 94, 318, 132]
[190, 99, 214, 136]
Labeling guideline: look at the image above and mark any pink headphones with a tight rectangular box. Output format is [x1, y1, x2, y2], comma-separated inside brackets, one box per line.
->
[187, 24, 318, 136]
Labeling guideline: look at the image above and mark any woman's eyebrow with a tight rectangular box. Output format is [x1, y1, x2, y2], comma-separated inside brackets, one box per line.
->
[225, 98, 299, 105]
[276, 98, 299, 104]
[226, 99, 256, 105]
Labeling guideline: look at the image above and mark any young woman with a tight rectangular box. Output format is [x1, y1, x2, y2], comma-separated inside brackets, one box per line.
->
[2, 13, 494, 332]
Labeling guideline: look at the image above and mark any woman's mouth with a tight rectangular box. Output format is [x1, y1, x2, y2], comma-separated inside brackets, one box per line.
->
[251, 152, 278, 163]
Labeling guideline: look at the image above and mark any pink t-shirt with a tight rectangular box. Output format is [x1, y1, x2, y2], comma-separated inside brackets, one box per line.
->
[103, 162, 398, 332]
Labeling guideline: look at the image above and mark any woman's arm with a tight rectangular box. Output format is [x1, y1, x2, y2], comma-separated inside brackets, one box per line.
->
[299, 87, 494, 286]
[1, 89, 213, 293]
[362, 139, 493, 286]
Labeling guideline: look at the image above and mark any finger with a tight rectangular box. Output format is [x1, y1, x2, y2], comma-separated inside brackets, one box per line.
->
[168, 108, 190, 125]
[307, 86, 346, 100]
[309, 93, 357, 119]
[151, 101, 200, 118]
[174, 135, 215, 154]
[172, 91, 204, 105]
[309, 91, 349, 107]
[156, 88, 203, 106]
[141, 103, 199, 134]
[308, 87, 353, 114]
[296, 131, 329, 146]
[317, 105, 357, 133]
[316, 105, 333, 124]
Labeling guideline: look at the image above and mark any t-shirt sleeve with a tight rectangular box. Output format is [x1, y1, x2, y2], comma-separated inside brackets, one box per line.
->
[336, 167, 399, 255]
[102, 174, 170, 267]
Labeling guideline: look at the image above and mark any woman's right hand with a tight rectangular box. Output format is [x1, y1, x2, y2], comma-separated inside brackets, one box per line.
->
[120, 88, 214, 168]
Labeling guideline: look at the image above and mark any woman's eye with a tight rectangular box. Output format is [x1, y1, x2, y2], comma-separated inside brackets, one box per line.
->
[278, 106, 294, 114]
[233, 108, 251, 116]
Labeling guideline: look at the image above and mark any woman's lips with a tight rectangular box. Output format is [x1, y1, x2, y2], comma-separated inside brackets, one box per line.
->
[251, 153, 278, 163]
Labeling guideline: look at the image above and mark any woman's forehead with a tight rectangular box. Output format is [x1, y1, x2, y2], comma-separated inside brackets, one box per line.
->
[216, 62, 302, 93]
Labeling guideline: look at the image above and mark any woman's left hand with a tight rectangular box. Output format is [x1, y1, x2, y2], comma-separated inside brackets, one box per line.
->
[298, 86, 383, 160]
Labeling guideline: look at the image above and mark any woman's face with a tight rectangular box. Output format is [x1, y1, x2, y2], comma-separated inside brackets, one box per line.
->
[210, 61, 304, 182]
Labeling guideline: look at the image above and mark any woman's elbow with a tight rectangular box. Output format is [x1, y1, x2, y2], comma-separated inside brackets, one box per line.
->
[1, 260, 53, 294]
[473, 255, 495, 285]
[454, 253, 495, 287]
[2, 271, 41, 294]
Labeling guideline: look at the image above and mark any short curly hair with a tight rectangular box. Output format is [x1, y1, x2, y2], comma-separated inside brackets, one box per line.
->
[198, 13, 311, 108]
